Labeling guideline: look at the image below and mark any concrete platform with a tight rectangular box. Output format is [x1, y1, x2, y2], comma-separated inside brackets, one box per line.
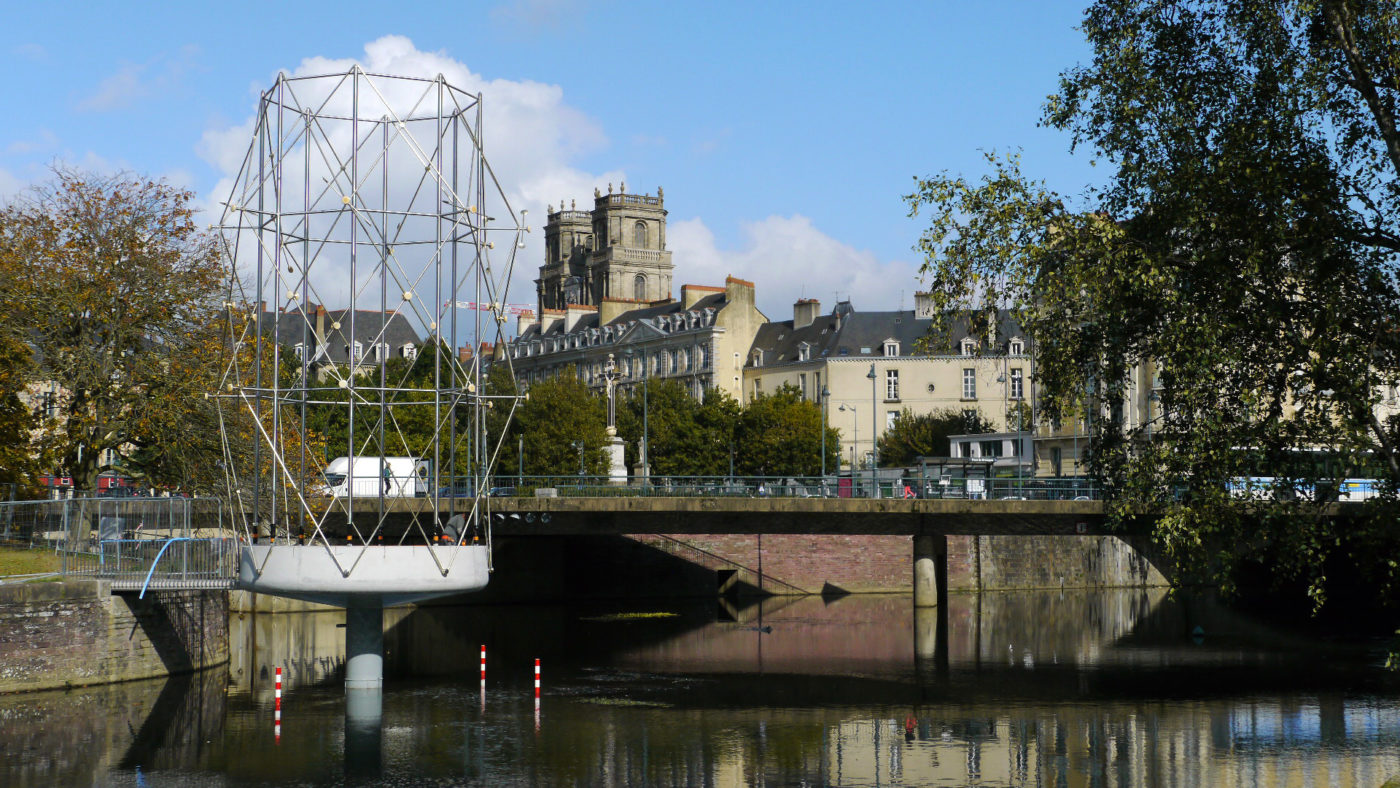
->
[236, 544, 490, 607]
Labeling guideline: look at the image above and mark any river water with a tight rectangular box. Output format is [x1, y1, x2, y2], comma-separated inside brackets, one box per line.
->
[3, 589, 1398, 787]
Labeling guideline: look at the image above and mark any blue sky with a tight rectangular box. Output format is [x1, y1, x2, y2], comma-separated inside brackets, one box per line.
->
[3, 0, 1102, 324]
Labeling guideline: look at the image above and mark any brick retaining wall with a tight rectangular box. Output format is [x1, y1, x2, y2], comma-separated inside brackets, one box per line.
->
[0, 580, 228, 693]
[478, 533, 1168, 601]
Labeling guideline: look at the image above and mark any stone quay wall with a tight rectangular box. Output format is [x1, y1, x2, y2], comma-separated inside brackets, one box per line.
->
[0, 580, 227, 694]
[477, 532, 1168, 602]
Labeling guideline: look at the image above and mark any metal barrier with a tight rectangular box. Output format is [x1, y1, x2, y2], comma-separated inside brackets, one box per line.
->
[0, 497, 236, 591]
[438, 475, 1105, 501]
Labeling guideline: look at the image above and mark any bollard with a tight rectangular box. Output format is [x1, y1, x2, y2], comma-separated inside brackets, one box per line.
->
[534, 658, 540, 699]
[479, 645, 486, 684]
[274, 666, 282, 743]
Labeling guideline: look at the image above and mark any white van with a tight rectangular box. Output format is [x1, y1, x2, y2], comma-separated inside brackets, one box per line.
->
[318, 456, 430, 498]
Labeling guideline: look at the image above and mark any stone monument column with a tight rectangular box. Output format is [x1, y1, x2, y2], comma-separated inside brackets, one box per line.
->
[601, 354, 627, 484]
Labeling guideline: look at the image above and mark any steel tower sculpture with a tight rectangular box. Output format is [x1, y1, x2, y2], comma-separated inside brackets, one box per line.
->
[214, 68, 525, 688]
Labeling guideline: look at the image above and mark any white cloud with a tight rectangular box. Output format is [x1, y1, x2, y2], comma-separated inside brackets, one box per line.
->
[4, 128, 58, 156]
[668, 214, 921, 319]
[13, 43, 46, 61]
[77, 63, 150, 112]
[199, 35, 618, 333]
[76, 47, 200, 113]
[489, 0, 576, 31]
[0, 167, 23, 201]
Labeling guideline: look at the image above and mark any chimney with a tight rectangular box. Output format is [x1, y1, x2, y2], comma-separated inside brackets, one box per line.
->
[724, 275, 755, 308]
[458, 345, 473, 364]
[681, 284, 724, 310]
[564, 303, 597, 332]
[793, 298, 820, 330]
[600, 297, 641, 327]
[539, 308, 564, 334]
[516, 309, 537, 335]
[914, 292, 934, 319]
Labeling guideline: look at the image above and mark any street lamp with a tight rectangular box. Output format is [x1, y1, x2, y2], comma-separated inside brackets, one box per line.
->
[820, 384, 831, 486]
[839, 403, 857, 495]
[623, 347, 648, 482]
[867, 364, 878, 498]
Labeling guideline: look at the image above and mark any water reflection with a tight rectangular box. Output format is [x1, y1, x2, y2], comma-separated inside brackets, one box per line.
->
[3, 589, 1398, 787]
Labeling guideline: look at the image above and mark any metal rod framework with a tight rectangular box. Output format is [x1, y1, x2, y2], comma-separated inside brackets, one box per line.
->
[215, 68, 525, 572]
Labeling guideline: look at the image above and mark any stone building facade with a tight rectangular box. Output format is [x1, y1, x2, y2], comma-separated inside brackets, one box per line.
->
[511, 276, 765, 402]
[513, 187, 766, 403]
[743, 294, 1033, 472]
[537, 184, 674, 312]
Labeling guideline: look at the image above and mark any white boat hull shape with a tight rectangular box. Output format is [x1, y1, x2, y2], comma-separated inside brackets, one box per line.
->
[237, 544, 490, 607]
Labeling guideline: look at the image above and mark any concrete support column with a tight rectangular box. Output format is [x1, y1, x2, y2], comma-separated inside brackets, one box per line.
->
[345, 597, 384, 689]
[344, 685, 383, 778]
[913, 533, 944, 608]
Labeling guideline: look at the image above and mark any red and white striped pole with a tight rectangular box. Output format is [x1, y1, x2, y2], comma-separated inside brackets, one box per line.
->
[480, 645, 486, 685]
[274, 667, 282, 743]
[533, 658, 540, 698]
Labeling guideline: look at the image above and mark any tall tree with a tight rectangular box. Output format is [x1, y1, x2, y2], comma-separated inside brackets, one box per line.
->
[0, 170, 226, 492]
[736, 386, 834, 477]
[907, 1, 1400, 602]
[878, 408, 994, 467]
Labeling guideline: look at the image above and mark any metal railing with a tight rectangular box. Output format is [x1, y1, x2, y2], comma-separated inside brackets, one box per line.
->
[441, 475, 1104, 501]
[0, 497, 237, 591]
[85, 537, 239, 595]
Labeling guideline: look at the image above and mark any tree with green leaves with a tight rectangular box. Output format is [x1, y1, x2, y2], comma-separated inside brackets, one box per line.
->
[878, 408, 994, 467]
[736, 385, 838, 477]
[492, 375, 608, 477]
[907, 1, 1400, 605]
[0, 170, 227, 493]
[615, 380, 744, 477]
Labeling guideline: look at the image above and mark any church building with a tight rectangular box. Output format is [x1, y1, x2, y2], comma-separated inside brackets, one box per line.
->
[536, 183, 674, 312]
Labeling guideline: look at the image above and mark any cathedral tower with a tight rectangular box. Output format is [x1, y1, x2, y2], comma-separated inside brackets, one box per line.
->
[536, 184, 674, 314]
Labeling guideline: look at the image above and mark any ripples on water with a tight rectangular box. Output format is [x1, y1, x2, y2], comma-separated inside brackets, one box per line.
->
[2, 589, 1397, 786]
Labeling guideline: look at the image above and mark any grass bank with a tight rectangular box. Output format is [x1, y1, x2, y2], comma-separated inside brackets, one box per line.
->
[0, 546, 61, 577]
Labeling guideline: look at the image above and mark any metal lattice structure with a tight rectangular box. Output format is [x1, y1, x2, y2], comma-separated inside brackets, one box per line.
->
[214, 67, 524, 566]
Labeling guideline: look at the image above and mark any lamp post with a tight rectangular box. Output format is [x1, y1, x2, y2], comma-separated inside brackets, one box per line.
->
[867, 364, 878, 498]
[820, 384, 831, 489]
[839, 403, 857, 495]
[571, 440, 585, 477]
[623, 348, 649, 482]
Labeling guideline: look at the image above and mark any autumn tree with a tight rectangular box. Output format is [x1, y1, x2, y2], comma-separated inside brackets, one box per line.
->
[0, 170, 226, 492]
[907, 1, 1400, 603]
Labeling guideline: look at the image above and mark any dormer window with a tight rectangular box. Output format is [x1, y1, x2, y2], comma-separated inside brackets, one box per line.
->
[351, 341, 364, 362]
[375, 342, 389, 362]
[402, 343, 417, 360]
[798, 343, 811, 362]
[751, 349, 764, 367]
[293, 343, 306, 362]
[961, 339, 977, 357]
[883, 340, 899, 357]
[1009, 338, 1024, 356]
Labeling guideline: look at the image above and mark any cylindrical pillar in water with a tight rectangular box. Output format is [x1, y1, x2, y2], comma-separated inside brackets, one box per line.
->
[913, 534, 941, 608]
[345, 597, 384, 689]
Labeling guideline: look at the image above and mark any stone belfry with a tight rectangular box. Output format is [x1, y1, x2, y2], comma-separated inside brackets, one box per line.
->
[536, 183, 674, 313]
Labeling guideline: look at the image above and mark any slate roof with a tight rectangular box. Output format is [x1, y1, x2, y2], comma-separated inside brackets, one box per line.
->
[514, 292, 727, 342]
[749, 304, 1028, 366]
[258, 308, 422, 364]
